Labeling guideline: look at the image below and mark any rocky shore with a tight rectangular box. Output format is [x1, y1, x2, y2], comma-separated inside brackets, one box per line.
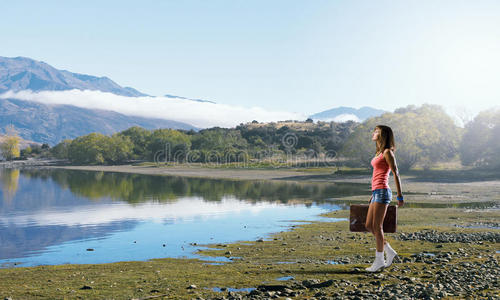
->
[205, 248, 499, 300]
[397, 229, 500, 244]
[0, 158, 67, 168]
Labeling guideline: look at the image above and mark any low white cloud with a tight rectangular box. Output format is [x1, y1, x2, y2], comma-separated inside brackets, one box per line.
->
[0, 90, 306, 128]
[333, 114, 360, 123]
[314, 114, 360, 123]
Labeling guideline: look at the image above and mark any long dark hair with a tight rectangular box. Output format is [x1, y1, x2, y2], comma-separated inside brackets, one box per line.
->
[375, 125, 395, 155]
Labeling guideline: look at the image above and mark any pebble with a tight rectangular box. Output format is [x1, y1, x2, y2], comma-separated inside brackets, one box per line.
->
[203, 252, 499, 299]
[80, 285, 92, 290]
[397, 230, 500, 243]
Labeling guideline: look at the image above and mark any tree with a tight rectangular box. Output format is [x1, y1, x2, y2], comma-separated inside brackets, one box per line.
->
[66, 133, 133, 165]
[297, 136, 314, 149]
[118, 126, 152, 159]
[68, 133, 108, 164]
[21, 146, 37, 159]
[0, 125, 21, 161]
[191, 128, 247, 152]
[50, 139, 72, 159]
[0, 136, 21, 160]
[103, 134, 133, 164]
[460, 109, 500, 168]
[342, 104, 461, 171]
[191, 128, 248, 163]
[147, 129, 192, 162]
[341, 122, 375, 167]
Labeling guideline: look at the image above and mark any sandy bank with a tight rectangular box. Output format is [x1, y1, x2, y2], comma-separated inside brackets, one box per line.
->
[49, 164, 334, 182]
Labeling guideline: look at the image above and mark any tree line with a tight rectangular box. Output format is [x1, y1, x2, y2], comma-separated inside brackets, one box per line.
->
[48, 120, 357, 165]
[2, 104, 500, 170]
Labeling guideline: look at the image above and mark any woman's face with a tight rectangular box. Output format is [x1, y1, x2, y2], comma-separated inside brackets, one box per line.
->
[372, 127, 381, 141]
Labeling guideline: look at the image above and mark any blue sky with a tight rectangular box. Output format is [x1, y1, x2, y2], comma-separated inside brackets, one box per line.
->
[1, 0, 499, 116]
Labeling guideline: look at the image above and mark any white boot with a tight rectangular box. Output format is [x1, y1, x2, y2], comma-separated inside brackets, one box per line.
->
[384, 243, 397, 267]
[366, 251, 385, 272]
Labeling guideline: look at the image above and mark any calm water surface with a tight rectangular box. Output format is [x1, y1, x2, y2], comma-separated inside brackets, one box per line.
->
[0, 168, 367, 267]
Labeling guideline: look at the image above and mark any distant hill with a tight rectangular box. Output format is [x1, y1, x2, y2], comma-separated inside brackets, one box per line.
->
[0, 98, 197, 145]
[309, 106, 386, 122]
[0, 56, 147, 97]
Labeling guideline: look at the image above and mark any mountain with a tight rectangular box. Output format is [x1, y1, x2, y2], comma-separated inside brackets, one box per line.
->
[0, 56, 202, 145]
[309, 106, 386, 122]
[0, 56, 147, 97]
[0, 98, 197, 145]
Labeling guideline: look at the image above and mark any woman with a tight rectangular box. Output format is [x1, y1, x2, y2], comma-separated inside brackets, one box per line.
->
[365, 125, 404, 272]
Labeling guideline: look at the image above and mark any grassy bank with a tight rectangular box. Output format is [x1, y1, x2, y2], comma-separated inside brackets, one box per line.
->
[1, 206, 498, 299]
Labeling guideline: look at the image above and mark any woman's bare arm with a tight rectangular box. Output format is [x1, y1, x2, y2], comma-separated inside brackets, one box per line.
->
[384, 149, 404, 207]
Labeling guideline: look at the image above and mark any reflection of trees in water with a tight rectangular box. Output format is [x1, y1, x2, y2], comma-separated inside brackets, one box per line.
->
[0, 169, 20, 204]
[21, 169, 369, 204]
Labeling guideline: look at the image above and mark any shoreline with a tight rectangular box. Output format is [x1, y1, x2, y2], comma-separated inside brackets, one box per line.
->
[47, 164, 500, 205]
[48, 164, 340, 182]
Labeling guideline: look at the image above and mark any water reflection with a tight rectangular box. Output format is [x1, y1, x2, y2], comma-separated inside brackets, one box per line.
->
[0, 169, 356, 267]
[0, 169, 19, 204]
[19, 168, 369, 204]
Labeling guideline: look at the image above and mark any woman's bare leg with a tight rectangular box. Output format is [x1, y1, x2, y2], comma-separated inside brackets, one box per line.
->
[372, 202, 389, 252]
[365, 200, 375, 233]
[365, 201, 388, 272]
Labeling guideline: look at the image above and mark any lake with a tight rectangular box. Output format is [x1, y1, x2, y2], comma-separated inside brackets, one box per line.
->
[0, 168, 368, 267]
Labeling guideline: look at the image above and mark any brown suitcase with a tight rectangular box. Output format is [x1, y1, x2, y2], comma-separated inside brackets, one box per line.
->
[349, 204, 397, 233]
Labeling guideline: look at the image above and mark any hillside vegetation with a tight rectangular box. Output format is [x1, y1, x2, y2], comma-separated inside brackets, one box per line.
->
[5, 104, 500, 171]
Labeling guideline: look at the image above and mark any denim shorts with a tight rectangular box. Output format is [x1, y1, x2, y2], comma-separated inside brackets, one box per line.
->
[371, 188, 392, 204]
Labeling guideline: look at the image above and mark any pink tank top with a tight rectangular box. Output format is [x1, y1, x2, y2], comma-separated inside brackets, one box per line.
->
[371, 152, 390, 191]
